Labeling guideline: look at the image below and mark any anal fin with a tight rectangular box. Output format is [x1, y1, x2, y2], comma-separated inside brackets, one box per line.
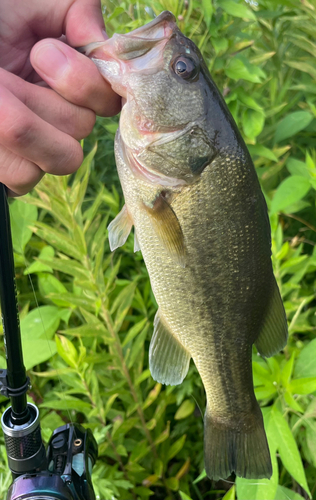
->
[107, 205, 133, 251]
[143, 193, 186, 267]
[255, 278, 288, 357]
[149, 310, 191, 386]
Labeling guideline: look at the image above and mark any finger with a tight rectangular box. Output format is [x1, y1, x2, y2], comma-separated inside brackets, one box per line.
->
[0, 68, 96, 140]
[0, 144, 43, 197]
[31, 39, 121, 117]
[0, 84, 83, 175]
[64, 0, 108, 46]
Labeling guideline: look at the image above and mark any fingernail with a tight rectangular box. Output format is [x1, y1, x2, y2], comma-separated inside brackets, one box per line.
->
[33, 43, 69, 79]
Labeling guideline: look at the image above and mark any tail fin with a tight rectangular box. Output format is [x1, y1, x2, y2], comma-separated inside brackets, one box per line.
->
[204, 405, 272, 481]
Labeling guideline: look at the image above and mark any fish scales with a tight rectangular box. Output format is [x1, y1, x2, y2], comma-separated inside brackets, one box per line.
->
[117, 140, 271, 415]
[83, 11, 288, 480]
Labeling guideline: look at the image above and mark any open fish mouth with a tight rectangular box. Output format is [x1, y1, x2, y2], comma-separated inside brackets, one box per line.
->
[80, 11, 178, 98]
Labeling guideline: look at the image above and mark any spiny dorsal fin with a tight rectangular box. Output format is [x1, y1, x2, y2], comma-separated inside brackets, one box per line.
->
[107, 204, 133, 251]
[255, 279, 288, 357]
[149, 310, 191, 386]
[143, 193, 186, 267]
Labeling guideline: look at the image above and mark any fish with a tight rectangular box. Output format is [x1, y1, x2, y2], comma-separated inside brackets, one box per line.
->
[82, 11, 288, 480]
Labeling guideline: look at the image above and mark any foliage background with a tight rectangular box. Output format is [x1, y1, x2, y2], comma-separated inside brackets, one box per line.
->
[1, 0, 316, 499]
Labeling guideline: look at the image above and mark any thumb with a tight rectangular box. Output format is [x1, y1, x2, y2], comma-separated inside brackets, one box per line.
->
[65, 0, 108, 46]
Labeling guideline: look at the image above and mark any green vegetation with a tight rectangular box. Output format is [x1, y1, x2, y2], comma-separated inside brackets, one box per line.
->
[1, 0, 316, 499]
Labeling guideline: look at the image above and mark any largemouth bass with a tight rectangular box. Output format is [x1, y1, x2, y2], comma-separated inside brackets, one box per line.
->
[83, 11, 288, 480]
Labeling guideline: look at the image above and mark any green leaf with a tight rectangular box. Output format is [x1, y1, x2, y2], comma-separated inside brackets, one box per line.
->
[38, 273, 67, 298]
[38, 257, 90, 281]
[286, 158, 310, 178]
[40, 398, 91, 411]
[129, 440, 151, 463]
[285, 60, 316, 80]
[21, 306, 60, 341]
[242, 109, 265, 139]
[179, 492, 193, 500]
[248, 144, 278, 162]
[290, 377, 316, 395]
[284, 391, 304, 413]
[274, 111, 313, 143]
[220, 0, 256, 20]
[226, 56, 266, 83]
[281, 352, 295, 387]
[55, 335, 78, 368]
[23, 339, 57, 370]
[222, 485, 235, 500]
[127, 324, 148, 369]
[271, 406, 310, 497]
[294, 339, 316, 378]
[10, 198, 38, 253]
[274, 485, 306, 500]
[61, 323, 113, 342]
[48, 293, 97, 311]
[306, 421, 316, 468]
[167, 435, 186, 462]
[122, 318, 147, 347]
[32, 222, 84, 260]
[142, 383, 161, 410]
[111, 282, 137, 332]
[270, 176, 311, 214]
[165, 477, 179, 491]
[202, 0, 213, 26]
[174, 399, 195, 420]
[24, 245, 54, 275]
[193, 469, 207, 484]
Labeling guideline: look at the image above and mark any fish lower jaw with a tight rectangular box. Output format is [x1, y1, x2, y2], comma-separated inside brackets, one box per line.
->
[126, 147, 187, 188]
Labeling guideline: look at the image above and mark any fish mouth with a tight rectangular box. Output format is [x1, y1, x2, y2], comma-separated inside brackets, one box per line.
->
[81, 11, 178, 97]
[84, 11, 177, 60]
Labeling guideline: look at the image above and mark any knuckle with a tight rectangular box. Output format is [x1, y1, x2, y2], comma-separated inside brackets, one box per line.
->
[6, 118, 33, 147]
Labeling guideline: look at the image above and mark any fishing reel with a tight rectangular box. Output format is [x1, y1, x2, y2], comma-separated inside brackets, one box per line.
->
[0, 182, 98, 500]
[1, 402, 98, 500]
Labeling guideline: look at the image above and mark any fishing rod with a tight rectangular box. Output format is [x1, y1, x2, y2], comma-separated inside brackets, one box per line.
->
[0, 182, 98, 500]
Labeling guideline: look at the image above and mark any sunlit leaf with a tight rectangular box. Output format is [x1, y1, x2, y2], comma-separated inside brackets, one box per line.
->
[274, 111, 313, 142]
[10, 198, 38, 254]
[220, 0, 256, 20]
[270, 176, 311, 214]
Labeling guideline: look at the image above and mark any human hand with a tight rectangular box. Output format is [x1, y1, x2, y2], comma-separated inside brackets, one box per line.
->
[0, 0, 121, 196]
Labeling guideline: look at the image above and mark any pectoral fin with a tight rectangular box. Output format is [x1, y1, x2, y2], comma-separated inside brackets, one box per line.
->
[255, 279, 288, 357]
[143, 193, 186, 267]
[107, 205, 133, 251]
[149, 310, 191, 385]
[134, 230, 141, 252]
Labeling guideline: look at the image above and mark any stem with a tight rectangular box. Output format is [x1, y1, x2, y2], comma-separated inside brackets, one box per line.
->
[80, 374, 132, 486]
[100, 305, 157, 456]
[282, 213, 316, 233]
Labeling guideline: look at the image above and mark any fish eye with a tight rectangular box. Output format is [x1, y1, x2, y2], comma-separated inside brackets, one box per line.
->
[173, 56, 199, 81]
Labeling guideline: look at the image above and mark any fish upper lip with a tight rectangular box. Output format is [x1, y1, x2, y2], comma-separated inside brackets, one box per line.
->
[123, 11, 176, 39]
